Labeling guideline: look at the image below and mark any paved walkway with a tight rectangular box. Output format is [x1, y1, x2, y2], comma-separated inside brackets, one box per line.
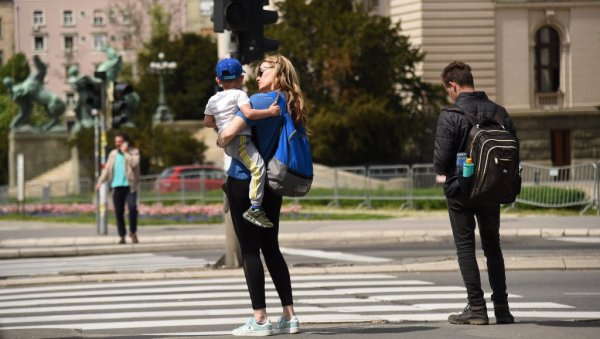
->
[1, 214, 599, 287]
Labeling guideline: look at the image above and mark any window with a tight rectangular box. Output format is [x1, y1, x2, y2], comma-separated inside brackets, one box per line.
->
[64, 35, 75, 51]
[63, 10, 74, 26]
[33, 10, 44, 25]
[200, 1, 213, 16]
[0, 18, 3, 39]
[535, 26, 560, 93]
[34, 36, 45, 51]
[93, 10, 105, 26]
[122, 33, 133, 50]
[122, 11, 132, 25]
[93, 34, 107, 50]
[0, 50, 4, 65]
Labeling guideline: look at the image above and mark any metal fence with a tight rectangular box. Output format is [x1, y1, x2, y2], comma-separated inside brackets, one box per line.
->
[1, 162, 598, 213]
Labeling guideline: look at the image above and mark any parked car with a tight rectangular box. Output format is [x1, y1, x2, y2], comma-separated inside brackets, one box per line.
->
[153, 165, 225, 193]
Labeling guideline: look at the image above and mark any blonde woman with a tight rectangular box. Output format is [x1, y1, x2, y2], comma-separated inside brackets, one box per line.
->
[219, 55, 307, 336]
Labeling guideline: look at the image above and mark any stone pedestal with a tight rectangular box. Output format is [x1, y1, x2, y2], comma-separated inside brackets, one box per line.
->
[8, 131, 72, 187]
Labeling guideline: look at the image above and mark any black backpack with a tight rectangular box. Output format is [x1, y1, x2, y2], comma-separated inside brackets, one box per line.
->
[446, 106, 521, 204]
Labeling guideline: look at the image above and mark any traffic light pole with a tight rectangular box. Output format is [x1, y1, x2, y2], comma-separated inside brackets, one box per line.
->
[216, 29, 242, 268]
[94, 72, 109, 236]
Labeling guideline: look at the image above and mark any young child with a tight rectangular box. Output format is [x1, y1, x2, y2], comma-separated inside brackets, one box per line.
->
[204, 58, 280, 228]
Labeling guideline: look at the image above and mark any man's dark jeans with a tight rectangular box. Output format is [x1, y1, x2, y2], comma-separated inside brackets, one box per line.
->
[446, 193, 508, 306]
[112, 186, 138, 237]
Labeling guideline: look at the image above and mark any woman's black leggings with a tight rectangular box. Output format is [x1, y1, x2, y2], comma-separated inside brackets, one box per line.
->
[226, 176, 293, 310]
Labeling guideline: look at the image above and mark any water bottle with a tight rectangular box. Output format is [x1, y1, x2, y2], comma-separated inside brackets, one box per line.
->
[456, 152, 467, 176]
[463, 158, 474, 177]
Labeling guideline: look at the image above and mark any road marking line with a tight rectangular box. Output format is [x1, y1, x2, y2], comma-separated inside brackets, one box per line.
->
[370, 293, 523, 301]
[334, 286, 466, 294]
[0, 280, 433, 301]
[0, 274, 397, 295]
[548, 237, 600, 243]
[281, 247, 392, 263]
[0, 306, 328, 324]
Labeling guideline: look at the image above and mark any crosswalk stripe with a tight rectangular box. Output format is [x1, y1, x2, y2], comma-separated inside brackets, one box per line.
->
[0, 280, 434, 301]
[0, 306, 328, 324]
[370, 293, 523, 301]
[325, 302, 573, 313]
[281, 247, 392, 263]
[0, 274, 399, 295]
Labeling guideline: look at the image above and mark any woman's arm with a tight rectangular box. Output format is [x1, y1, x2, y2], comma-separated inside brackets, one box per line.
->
[218, 116, 247, 147]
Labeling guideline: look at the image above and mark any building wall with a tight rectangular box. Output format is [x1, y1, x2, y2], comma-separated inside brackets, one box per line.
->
[185, 0, 214, 36]
[390, 0, 497, 98]
[0, 0, 15, 65]
[388, 0, 600, 164]
[13, 0, 185, 101]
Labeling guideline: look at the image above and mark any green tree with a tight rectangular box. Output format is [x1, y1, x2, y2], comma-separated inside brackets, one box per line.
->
[135, 32, 218, 122]
[268, 0, 447, 165]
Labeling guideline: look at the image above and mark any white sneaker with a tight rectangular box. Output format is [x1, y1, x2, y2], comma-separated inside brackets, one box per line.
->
[273, 315, 300, 334]
[232, 317, 273, 336]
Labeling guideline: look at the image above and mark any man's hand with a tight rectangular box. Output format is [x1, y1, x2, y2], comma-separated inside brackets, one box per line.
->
[120, 141, 129, 153]
[95, 182, 102, 191]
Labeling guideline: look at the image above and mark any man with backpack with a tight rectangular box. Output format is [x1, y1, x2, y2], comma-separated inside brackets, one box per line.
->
[434, 61, 517, 325]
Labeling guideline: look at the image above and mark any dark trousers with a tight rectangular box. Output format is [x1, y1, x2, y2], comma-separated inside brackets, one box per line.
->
[226, 176, 293, 310]
[446, 194, 508, 306]
[112, 186, 138, 237]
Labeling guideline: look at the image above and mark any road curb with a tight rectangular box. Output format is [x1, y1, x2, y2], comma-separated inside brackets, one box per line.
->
[1, 255, 598, 288]
[0, 228, 596, 259]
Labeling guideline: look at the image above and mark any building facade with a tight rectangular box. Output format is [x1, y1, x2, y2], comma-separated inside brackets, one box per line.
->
[383, 0, 600, 165]
[0, 0, 15, 65]
[12, 0, 185, 105]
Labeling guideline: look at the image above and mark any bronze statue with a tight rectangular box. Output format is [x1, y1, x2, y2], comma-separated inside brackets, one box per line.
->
[3, 55, 65, 132]
[97, 46, 122, 83]
[68, 65, 96, 132]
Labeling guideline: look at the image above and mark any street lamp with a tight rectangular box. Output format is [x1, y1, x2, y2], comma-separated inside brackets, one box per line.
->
[149, 52, 177, 123]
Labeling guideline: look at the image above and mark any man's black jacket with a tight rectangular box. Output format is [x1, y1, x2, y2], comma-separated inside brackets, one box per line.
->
[433, 91, 516, 197]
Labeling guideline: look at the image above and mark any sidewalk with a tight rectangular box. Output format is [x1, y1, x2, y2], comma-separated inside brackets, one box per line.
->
[1, 214, 599, 287]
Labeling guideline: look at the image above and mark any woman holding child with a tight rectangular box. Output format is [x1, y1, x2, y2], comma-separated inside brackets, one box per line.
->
[218, 54, 308, 336]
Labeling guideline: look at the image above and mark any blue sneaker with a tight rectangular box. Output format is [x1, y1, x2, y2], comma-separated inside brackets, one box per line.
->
[232, 317, 273, 336]
[273, 315, 300, 334]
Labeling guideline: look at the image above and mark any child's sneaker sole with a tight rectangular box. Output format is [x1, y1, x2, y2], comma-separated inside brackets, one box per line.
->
[243, 210, 274, 228]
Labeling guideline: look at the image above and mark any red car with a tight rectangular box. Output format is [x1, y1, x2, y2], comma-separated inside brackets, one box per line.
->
[154, 165, 225, 193]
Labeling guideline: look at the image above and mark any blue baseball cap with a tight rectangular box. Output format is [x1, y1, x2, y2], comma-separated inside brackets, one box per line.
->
[216, 58, 244, 80]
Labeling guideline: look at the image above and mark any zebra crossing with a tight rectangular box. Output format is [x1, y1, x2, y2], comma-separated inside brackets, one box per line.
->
[1, 273, 599, 336]
[0, 253, 212, 278]
[0, 247, 390, 278]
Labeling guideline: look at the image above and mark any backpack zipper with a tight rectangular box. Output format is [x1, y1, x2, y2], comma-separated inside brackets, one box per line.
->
[475, 138, 518, 174]
[480, 145, 518, 181]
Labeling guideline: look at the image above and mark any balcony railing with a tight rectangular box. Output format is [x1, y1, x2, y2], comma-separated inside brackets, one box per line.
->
[535, 92, 563, 109]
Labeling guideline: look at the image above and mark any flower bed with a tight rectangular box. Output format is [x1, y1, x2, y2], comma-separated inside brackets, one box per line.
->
[0, 203, 303, 222]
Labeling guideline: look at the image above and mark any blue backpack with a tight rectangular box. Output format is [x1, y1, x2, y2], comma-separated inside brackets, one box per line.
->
[266, 104, 313, 197]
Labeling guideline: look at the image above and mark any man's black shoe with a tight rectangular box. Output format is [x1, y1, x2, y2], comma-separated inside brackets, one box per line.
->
[448, 304, 489, 325]
[494, 304, 515, 324]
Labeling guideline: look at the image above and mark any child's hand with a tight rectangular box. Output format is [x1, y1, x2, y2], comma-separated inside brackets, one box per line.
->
[267, 101, 281, 116]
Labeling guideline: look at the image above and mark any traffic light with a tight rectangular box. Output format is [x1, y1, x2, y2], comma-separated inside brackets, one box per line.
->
[85, 80, 102, 110]
[238, 0, 279, 64]
[213, 0, 248, 32]
[112, 82, 134, 128]
[213, 0, 279, 64]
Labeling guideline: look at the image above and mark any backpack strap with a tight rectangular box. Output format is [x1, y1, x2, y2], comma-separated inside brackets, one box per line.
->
[443, 105, 478, 127]
[445, 105, 507, 130]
